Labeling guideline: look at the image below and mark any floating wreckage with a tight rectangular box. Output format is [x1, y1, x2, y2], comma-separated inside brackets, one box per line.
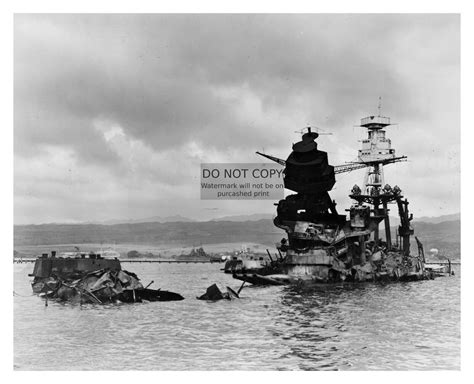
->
[30, 251, 184, 304]
[234, 112, 452, 286]
[197, 283, 240, 301]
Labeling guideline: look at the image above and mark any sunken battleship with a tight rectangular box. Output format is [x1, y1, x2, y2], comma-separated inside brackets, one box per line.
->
[233, 112, 451, 286]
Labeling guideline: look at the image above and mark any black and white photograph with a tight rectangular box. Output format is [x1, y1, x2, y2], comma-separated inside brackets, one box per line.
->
[9, 8, 466, 373]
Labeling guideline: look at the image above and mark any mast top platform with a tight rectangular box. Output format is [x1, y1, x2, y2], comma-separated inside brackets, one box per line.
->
[360, 115, 391, 129]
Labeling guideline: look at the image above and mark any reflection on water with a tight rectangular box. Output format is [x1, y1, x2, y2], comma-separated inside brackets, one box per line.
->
[273, 286, 354, 370]
[14, 263, 460, 370]
[273, 280, 460, 370]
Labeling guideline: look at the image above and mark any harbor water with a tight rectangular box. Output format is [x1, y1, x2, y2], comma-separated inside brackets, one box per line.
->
[14, 262, 460, 370]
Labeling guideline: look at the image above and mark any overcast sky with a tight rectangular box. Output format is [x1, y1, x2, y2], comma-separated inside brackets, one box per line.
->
[14, 14, 460, 224]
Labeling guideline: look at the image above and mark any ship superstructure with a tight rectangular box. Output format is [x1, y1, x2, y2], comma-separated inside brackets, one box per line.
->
[233, 111, 448, 285]
[358, 114, 404, 195]
[350, 112, 408, 246]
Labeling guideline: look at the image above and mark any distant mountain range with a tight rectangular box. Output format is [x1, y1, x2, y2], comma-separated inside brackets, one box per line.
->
[89, 213, 275, 224]
[26, 212, 459, 226]
[210, 213, 275, 222]
[86, 215, 197, 225]
[14, 212, 460, 258]
[413, 212, 460, 224]
[14, 219, 283, 248]
[385, 212, 460, 227]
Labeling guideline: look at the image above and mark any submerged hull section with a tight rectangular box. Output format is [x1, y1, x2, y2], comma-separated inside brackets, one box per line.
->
[234, 250, 428, 286]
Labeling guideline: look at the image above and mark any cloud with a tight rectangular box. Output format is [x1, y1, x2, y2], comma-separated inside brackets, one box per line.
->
[14, 14, 460, 224]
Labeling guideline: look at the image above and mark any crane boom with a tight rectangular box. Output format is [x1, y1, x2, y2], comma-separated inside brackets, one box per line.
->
[334, 163, 368, 174]
[334, 156, 407, 174]
[255, 151, 286, 166]
[256, 152, 406, 175]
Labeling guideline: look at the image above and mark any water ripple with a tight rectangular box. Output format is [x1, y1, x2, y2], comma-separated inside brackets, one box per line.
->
[14, 263, 460, 370]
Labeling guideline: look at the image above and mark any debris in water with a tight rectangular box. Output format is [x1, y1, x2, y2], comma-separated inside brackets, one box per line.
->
[29, 251, 184, 303]
[197, 284, 239, 301]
